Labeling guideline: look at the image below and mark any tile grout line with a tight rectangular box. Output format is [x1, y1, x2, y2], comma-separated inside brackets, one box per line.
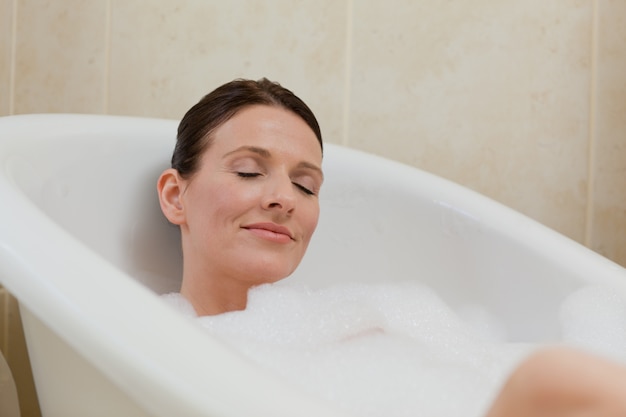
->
[8, 0, 17, 115]
[341, 0, 353, 147]
[1, 290, 8, 356]
[102, 0, 112, 114]
[585, 0, 599, 248]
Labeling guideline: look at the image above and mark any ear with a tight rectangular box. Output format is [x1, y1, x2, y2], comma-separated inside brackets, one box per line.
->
[157, 168, 187, 225]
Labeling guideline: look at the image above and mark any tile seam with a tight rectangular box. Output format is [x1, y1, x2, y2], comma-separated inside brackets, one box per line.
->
[103, 0, 112, 114]
[8, 0, 17, 114]
[585, 0, 599, 248]
[341, 0, 353, 147]
[1, 290, 8, 356]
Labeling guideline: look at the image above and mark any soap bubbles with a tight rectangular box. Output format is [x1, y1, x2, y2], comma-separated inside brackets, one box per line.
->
[163, 280, 626, 417]
[196, 282, 528, 417]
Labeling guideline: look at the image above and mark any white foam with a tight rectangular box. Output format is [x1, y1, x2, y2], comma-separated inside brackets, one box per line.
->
[161, 292, 197, 318]
[455, 303, 508, 343]
[194, 282, 528, 417]
[161, 281, 626, 417]
[559, 284, 626, 364]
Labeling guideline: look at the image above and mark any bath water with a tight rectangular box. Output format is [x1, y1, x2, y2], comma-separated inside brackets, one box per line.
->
[163, 281, 626, 417]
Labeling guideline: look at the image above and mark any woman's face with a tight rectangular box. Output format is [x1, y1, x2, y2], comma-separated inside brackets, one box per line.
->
[175, 105, 323, 288]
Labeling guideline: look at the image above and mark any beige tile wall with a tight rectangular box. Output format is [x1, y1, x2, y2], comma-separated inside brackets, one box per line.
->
[350, 0, 592, 242]
[13, 0, 108, 114]
[107, 0, 347, 142]
[592, 0, 626, 262]
[0, 1, 625, 415]
[0, 0, 13, 115]
[0, 290, 40, 417]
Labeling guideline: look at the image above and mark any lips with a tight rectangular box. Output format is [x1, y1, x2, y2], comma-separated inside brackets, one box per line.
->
[242, 222, 295, 243]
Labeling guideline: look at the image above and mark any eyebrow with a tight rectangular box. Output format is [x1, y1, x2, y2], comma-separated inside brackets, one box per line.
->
[223, 145, 324, 179]
[224, 145, 271, 159]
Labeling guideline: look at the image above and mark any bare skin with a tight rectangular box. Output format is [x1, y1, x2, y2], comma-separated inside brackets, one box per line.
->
[486, 347, 626, 417]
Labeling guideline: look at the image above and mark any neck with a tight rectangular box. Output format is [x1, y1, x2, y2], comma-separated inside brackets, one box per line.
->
[180, 274, 251, 316]
[177, 234, 254, 315]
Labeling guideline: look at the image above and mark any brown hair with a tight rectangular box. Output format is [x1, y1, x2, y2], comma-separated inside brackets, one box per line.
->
[172, 78, 323, 178]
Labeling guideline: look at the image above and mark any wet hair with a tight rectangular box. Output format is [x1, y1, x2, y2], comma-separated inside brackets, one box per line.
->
[172, 78, 323, 178]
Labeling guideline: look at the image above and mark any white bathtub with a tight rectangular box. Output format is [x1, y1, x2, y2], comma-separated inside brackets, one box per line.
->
[1, 114, 625, 417]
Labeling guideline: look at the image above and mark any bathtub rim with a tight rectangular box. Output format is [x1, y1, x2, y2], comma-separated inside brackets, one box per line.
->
[2, 113, 626, 311]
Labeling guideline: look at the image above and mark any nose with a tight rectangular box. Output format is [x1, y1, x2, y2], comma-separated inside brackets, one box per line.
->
[262, 175, 296, 214]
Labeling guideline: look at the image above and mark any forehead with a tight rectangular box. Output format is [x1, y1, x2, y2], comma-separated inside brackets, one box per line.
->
[206, 105, 322, 161]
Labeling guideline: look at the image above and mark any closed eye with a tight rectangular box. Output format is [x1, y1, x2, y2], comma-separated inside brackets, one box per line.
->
[237, 172, 262, 178]
[293, 182, 315, 196]
[237, 172, 316, 195]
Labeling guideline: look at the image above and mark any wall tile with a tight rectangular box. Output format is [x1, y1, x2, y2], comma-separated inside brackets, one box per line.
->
[0, 289, 6, 355]
[591, 0, 626, 266]
[349, 1, 592, 242]
[108, 0, 348, 144]
[6, 294, 41, 417]
[13, 0, 107, 114]
[0, 0, 13, 116]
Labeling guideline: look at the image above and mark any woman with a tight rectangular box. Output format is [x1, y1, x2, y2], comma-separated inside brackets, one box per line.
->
[158, 78, 323, 316]
[158, 78, 626, 417]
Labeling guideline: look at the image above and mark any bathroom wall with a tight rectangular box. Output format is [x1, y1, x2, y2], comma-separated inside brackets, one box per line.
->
[592, 0, 626, 263]
[0, 1, 625, 416]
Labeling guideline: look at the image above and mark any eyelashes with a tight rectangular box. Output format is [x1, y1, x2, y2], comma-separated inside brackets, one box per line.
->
[294, 183, 315, 196]
[236, 172, 316, 196]
[236, 172, 261, 178]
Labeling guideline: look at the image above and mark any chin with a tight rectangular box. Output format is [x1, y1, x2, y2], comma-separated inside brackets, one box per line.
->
[246, 262, 299, 285]
[257, 268, 295, 283]
[234, 249, 304, 285]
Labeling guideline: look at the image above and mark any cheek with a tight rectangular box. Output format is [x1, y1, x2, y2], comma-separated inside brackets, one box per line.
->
[301, 203, 320, 239]
[205, 181, 259, 216]
[183, 181, 236, 231]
